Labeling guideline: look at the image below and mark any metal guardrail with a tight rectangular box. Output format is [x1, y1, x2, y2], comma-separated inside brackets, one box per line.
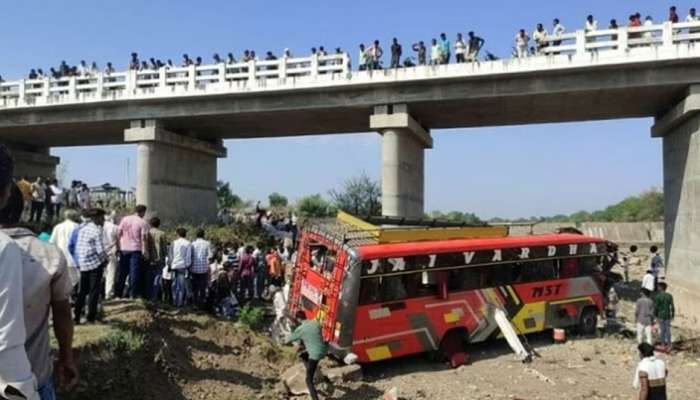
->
[1, 21, 699, 110]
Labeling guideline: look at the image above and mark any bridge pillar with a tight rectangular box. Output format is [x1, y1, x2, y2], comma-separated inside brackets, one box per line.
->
[371, 105, 432, 218]
[6, 145, 60, 180]
[124, 120, 226, 223]
[652, 85, 700, 328]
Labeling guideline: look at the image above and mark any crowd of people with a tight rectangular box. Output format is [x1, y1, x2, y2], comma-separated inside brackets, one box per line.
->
[0, 144, 302, 400]
[3, 5, 699, 87]
[515, 6, 700, 58]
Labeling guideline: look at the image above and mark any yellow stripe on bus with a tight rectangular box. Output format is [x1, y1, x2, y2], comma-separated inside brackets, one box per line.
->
[366, 345, 392, 361]
[506, 286, 520, 305]
[549, 296, 594, 306]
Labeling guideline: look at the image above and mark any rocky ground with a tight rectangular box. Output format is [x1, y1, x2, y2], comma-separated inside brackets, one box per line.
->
[56, 251, 700, 400]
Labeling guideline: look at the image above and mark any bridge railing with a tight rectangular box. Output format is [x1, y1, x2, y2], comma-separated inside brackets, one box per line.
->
[2, 21, 700, 109]
[0, 52, 349, 107]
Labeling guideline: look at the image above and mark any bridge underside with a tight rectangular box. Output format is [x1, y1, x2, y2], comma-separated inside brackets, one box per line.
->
[0, 60, 697, 147]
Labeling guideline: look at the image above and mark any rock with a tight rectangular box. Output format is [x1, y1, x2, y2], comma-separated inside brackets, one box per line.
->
[566, 378, 577, 385]
[281, 363, 320, 395]
[383, 387, 398, 400]
[322, 364, 363, 383]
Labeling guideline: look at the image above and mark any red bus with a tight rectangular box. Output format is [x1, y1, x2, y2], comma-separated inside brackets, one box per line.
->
[289, 216, 610, 363]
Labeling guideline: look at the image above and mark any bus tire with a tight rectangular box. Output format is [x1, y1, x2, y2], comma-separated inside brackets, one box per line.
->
[577, 307, 599, 336]
[438, 328, 469, 367]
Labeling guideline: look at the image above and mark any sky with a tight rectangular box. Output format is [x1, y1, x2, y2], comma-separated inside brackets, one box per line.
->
[0, 0, 681, 219]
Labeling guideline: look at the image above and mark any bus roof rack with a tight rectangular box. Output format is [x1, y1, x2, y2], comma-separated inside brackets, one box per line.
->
[331, 211, 510, 245]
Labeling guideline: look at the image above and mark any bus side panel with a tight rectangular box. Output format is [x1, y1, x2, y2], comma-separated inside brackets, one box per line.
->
[350, 276, 604, 363]
[351, 291, 493, 363]
[512, 276, 604, 331]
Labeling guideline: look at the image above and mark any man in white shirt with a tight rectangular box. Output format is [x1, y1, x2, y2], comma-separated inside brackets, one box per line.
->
[0, 145, 40, 400]
[102, 212, 120, 299]
[533, 23, 548, 54]
[642, 269, 655, 292]
[515, 29, 530, 58]
[633, 343, 667, 400]
[585, 15, 598, 32]
[48, 179, 63, 222]
[170, 228, 192, 308]
[49, 208, 81, 286]
[190, 229, 211, 307]
[1, 183, 78, 399]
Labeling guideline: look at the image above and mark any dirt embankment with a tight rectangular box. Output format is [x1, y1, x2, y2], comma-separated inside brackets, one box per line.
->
[60, 301, 297, 400]
[59, 254, 700, 400]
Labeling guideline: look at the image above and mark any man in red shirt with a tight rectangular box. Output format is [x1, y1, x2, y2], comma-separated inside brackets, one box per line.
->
[116, 205, 149, 298]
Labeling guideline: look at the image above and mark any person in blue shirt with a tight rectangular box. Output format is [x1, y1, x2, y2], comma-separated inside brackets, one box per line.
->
[440, 33, 451, 64]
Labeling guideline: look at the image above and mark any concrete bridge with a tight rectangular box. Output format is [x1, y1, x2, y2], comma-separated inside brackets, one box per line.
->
[2, 21, 700, 322]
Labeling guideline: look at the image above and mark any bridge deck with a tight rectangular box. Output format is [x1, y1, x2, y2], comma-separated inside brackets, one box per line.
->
[2, 22, 700, 146]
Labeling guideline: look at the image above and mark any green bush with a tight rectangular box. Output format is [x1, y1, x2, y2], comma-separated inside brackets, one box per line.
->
[104, 329, 145, 354]
[238, 305, 266, 330]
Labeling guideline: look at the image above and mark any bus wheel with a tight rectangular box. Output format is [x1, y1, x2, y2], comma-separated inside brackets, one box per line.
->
[439, 328, 469, 368]
[577, 307, 598, 336]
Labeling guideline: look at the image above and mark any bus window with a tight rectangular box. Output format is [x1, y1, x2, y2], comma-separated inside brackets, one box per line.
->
[309, 243, 337, 274]
[448, 266, 486, 291]
[359, 271, 438, 305]
[560, 258, 579, 278]
[580, 256, 602, 276]
[519, 259, 558, 283]
[359, 278, 381, 305]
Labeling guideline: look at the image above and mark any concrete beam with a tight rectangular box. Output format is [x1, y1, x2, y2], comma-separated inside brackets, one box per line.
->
[652, 85, 700, 137]
[6, 145, 59, 179]
[370, 105, 433, 149]
[124, 119, 227, 158]
[124, 122, 226, 223]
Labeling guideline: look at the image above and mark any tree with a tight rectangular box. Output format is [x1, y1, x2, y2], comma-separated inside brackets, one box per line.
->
[217, 181, 242, 209]
[329, 173, 381, 216]
[431, 210, 484, 225]
[268, 192, 288, 208]
[296, 194, 334, 218]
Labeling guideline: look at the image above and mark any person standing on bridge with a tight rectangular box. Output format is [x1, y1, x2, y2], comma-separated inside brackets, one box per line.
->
[412, 41, 427, 65]
[643, 16, 654, 40]
[515, 29, 530, 58]
[116, 205, 149, 299]
[430, 38, 441, 65]
[552, 18, 566, 50]
[390, 38, 402, 68]
[455, 33, 467, 63]
[358, 44, 368, 70]
[533, 23, 548, 54]
[467, 31, 485, 62]
[669, 6, 679, 23]
[439, 33, 451, 64]
[129, 53, 139, 70]
[369, 40, 383, 70]
[585, 15, 598, 32]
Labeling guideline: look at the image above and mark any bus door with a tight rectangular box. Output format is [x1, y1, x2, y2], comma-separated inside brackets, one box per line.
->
[290, 232, 347, 341]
